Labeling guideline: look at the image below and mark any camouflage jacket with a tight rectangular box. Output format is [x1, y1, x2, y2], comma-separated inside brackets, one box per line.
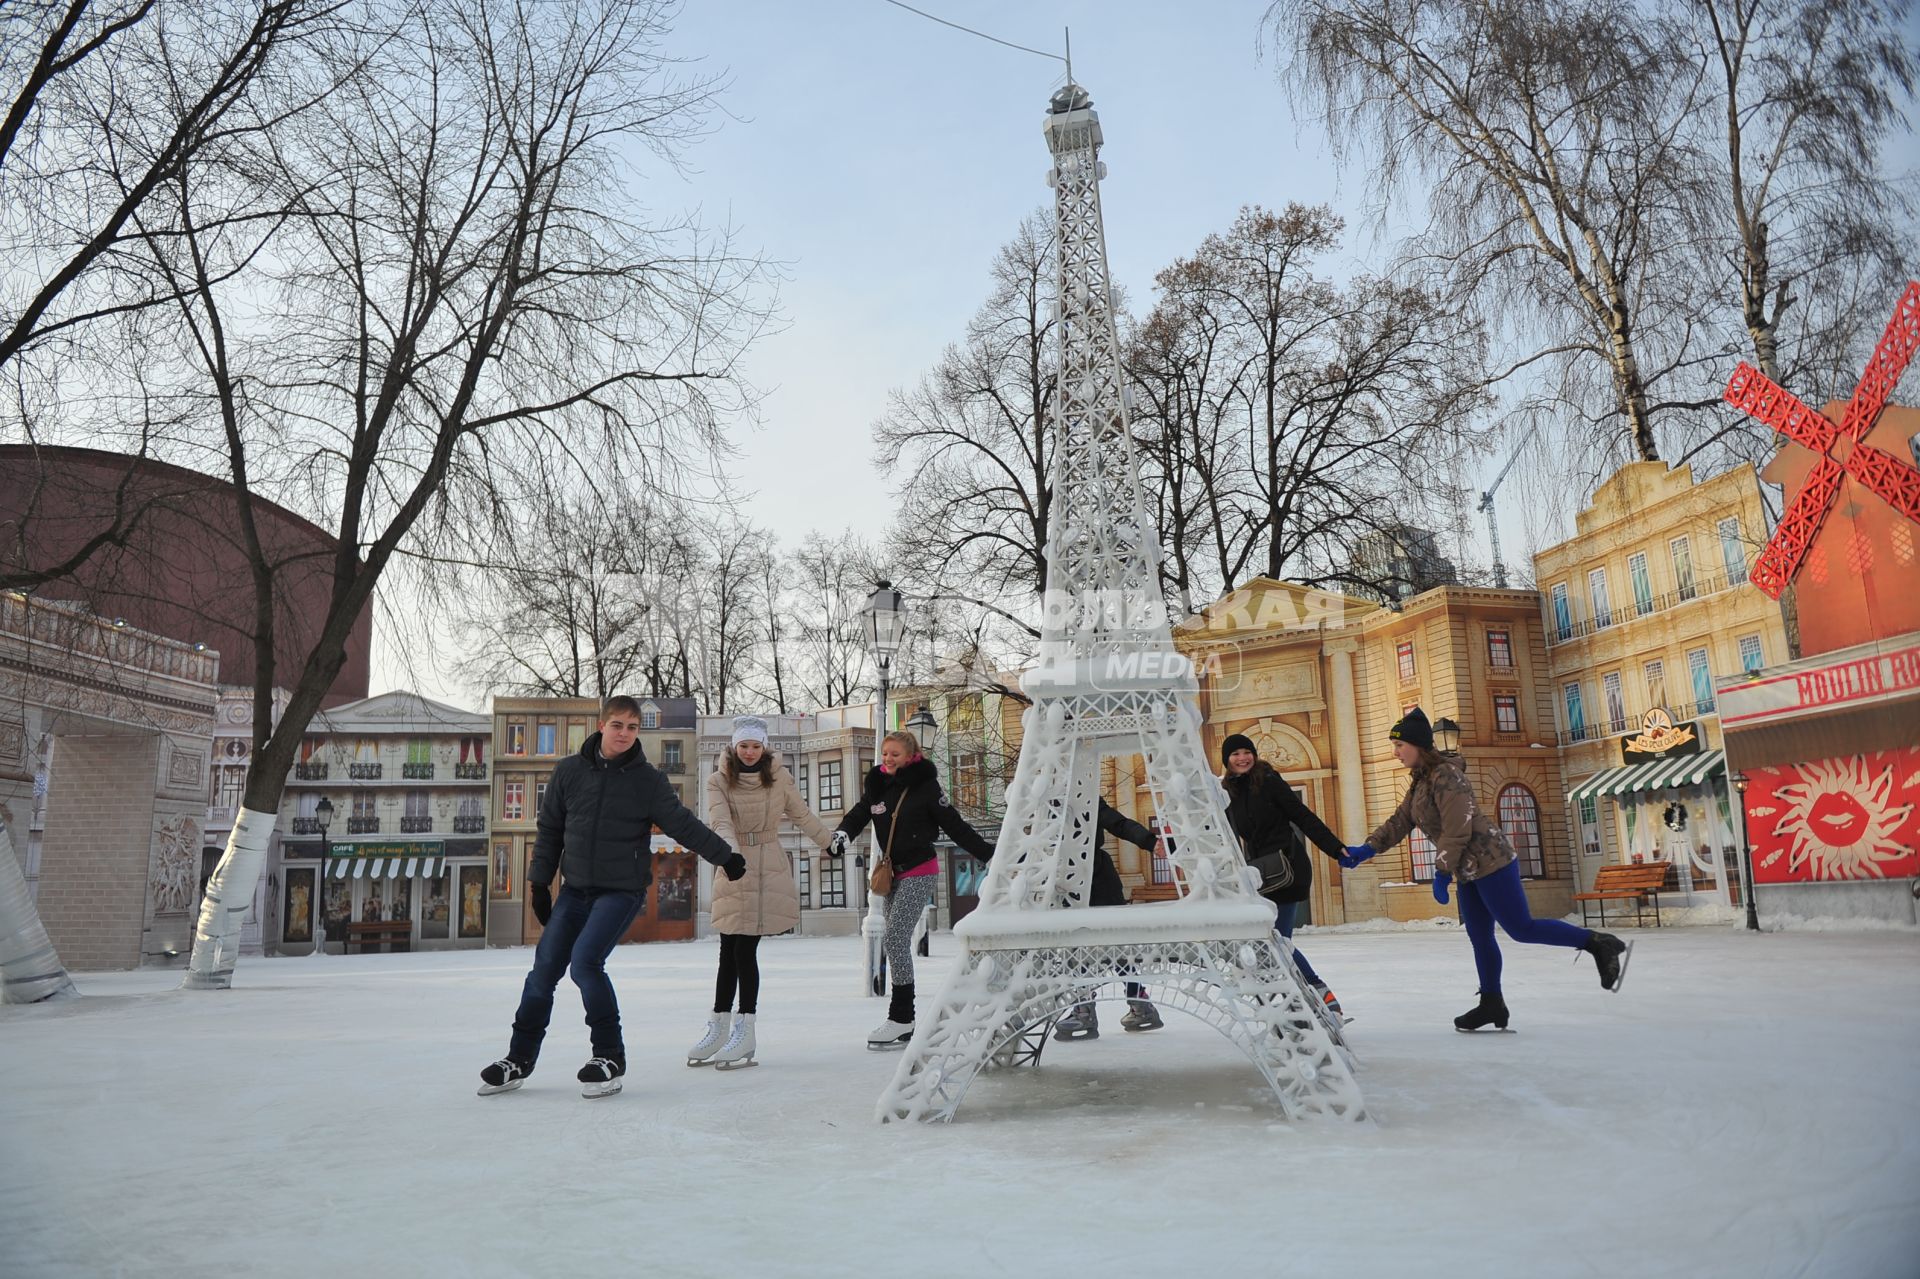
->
[1366, 759, 1516, 882]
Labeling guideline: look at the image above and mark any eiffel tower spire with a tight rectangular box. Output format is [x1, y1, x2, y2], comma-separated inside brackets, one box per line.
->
[875, 81, 1366, 1125]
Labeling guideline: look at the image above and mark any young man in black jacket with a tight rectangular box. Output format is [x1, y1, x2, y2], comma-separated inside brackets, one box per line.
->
[478, 697, 744, 1099]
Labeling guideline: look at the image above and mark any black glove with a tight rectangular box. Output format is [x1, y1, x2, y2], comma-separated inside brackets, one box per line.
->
[529, 882, 552, 926]
[721, 853, 747, 882]
[974, 845, 995, 863]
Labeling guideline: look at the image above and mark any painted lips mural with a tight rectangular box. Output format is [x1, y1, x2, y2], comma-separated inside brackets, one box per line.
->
[1745, 748, 1920, 883]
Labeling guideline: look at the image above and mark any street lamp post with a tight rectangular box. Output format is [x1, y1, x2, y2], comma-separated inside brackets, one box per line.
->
[1434, 717, 1462, 755]
[311, 796, 334, 956]
[905, 704, 939, 958]
[1732, 771, 1760, 932]
[859, 580, 908, 996]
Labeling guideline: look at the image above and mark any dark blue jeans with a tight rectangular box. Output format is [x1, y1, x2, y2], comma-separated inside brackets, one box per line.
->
[1456, 860, 1592, 994]
[509, 885, 646, 1064]
[1274, 900, 1324, 988]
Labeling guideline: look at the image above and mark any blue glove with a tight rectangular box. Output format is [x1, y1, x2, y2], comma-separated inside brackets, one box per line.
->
[1432, 872, 1451, 906]
[1338, 844, 1375, 870]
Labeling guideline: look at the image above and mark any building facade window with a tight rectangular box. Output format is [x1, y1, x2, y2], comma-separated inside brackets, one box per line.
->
[1688, 647, 1714, 710]
[1602, 671, 1626, 732]
[535, 780, 549, 814]
[953, 751, 985, 811]
[639, 703, 660, 729]
[1487, 628, 1513, 669]
[1550, 583, 1572, 641]
[536, 723, 557, 756]
[1410, 827, 1438, 882]
[567, 721, 587, 753]
[503, 780, 525, 821]
[505, 723, 526, 756]
[1737, 633, 1764, 673]
[1719, 517, 1747, 585]
[1493, 694, 1520, 733]
[661, 740, 683, 771]
[797, 856, 810, 909]
[797, 760, 809, 803]
[1670, 537, 1695, 600]
[817, 855, 846, 908]
[1497, 784, 1545, 877]
[1588, 567, 1612, 629]
[1564, 683, 1586, 738]
[1644, 658, 1666, 709]
[1628, 552, 1653, 616]
[817, 760, 843, 813]
[1396, 639, 1417, 683]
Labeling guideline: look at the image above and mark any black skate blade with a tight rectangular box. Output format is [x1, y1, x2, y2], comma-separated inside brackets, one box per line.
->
[1456, 1026, 1517, 1033]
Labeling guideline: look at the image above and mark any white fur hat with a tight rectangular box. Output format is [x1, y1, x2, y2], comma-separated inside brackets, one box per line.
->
[730, 715, 770, 748]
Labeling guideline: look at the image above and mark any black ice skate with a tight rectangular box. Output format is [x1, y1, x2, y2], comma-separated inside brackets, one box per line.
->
[1119, 999, 1163, 1032]
[1052, 1003, 1099, 1041]
[477, 1057, 532, 1096]
[1582, 931, 1632, 992]
[577, 1056, 625, 1099]
[1453, 991, 1513, 1033]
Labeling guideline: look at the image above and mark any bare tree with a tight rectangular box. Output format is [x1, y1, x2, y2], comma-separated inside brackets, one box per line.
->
[786, 530, 880, 710]
[91, 0, 773, 987]
[688, 517, 766, 715]
[1272, 0, 1715, 465]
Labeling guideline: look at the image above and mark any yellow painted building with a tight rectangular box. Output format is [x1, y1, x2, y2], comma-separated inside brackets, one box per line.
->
[1533, 462, 1791, 901]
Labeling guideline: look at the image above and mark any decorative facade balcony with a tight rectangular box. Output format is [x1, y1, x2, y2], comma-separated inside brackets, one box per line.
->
[399, 815, 433, 833]
[659, 760, 686, 775]
[1546, 567, 1749, 649]
[291, 817, 323, 835]
[402, 762, 435, 780]
[348, 763, 383, 780]
[294, 763, 329, 780]
[452, 814, 486, 833]
[346, 816, 380, 834]
[454, 763, 488, 780]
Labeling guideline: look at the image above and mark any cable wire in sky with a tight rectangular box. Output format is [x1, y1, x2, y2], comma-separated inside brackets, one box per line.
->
[879, 0, 1067, 63]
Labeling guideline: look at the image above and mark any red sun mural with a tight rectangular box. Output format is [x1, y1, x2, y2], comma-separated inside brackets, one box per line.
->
[1744, 747, 1920, 883]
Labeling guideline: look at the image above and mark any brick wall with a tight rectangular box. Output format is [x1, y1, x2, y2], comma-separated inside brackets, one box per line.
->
[37, 735, 160, 970]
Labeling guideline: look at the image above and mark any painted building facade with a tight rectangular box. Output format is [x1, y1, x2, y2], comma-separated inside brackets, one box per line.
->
[1533, 461, 1790, 905]
[273, 691, 492, 953]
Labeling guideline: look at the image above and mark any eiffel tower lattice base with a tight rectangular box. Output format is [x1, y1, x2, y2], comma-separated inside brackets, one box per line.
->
[876, 903, 1368, 1124]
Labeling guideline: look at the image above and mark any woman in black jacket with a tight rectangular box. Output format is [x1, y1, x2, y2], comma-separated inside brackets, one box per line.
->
[1220, 733, 1350, 1021]
[830, 730, 994, 1049]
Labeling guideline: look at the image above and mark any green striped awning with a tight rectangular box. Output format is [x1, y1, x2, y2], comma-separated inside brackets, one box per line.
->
[1566, 750, 1725, 804]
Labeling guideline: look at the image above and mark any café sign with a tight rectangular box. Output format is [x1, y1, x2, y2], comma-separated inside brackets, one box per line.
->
[1621, 708, 1700, 763]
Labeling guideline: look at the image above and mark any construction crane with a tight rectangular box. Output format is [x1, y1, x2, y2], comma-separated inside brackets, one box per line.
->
[1479, 434, 1533, 589]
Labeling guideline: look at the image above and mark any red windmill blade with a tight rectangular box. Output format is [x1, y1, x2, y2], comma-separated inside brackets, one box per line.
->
[1723, 280, 1920, 601]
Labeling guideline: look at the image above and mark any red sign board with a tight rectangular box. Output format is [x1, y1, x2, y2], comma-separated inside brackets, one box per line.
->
[1720, 643, 1920, 727]
[1743, 746, 1920, 884]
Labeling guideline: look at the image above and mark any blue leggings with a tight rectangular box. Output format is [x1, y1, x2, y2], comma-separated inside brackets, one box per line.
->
[1274, 900, 1324, 988]
[1457, 860, 1592, 994]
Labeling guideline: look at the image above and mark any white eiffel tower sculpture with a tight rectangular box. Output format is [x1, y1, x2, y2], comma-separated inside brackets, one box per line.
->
[877, 82, 1366, 1125]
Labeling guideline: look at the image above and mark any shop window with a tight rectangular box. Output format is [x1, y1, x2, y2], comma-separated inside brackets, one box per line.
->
[1493, 694, 1519, 733]
[1410, 828, 1438, 882]
[818, 855, 846, 908]
[1498, 784, 1545, 877]
[1486, 628, 1513, 669]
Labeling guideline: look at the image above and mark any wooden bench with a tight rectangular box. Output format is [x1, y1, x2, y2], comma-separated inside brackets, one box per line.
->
[1571, 863, 1668, 928]
[346, 920, 412, 953]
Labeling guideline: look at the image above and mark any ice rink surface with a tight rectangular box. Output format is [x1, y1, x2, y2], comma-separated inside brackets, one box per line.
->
[5, 925, 1917, 1278]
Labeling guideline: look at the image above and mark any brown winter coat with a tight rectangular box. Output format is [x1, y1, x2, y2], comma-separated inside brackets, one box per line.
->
[1366, 757, 1517, 882]
[705, 755, 835, 936]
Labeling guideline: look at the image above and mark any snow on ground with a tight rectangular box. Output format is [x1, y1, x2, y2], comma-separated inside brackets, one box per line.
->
[4, 927, 1917, 1279]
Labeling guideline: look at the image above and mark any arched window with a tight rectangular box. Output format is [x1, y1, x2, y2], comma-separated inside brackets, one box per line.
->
[1410, 827, 1438, 882]
[1498, 783, 1544, 877]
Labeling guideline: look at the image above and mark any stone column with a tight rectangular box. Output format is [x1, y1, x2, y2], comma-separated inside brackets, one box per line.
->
[1325, 639, 1366, 841]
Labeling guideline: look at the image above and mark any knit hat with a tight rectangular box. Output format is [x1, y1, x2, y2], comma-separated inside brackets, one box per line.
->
[1220, 733, 1257, 766]
[729, 716, 770, 748]
[1389, 707, 1434, 750]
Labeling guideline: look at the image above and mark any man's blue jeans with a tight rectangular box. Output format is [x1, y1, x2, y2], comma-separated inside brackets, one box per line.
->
[509, 885, 646, 1064]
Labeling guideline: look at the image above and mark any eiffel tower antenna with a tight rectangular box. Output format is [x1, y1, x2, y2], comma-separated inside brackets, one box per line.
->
[876, 80, 1367, 1125]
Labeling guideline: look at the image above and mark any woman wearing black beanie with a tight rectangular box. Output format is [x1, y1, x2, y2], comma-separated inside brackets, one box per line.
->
[1340, 707, 1631, 1031]
[1220, 732, 1352, 1021]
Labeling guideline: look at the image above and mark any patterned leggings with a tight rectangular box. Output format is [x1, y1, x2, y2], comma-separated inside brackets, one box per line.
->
[884, 874, 939, 988]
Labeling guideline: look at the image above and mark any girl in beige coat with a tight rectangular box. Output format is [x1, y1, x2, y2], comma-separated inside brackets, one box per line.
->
[686, 716, 837, 1068]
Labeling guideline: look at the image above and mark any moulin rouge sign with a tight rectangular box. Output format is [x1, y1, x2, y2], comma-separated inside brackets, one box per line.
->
[1720, 643, 1920, 728]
